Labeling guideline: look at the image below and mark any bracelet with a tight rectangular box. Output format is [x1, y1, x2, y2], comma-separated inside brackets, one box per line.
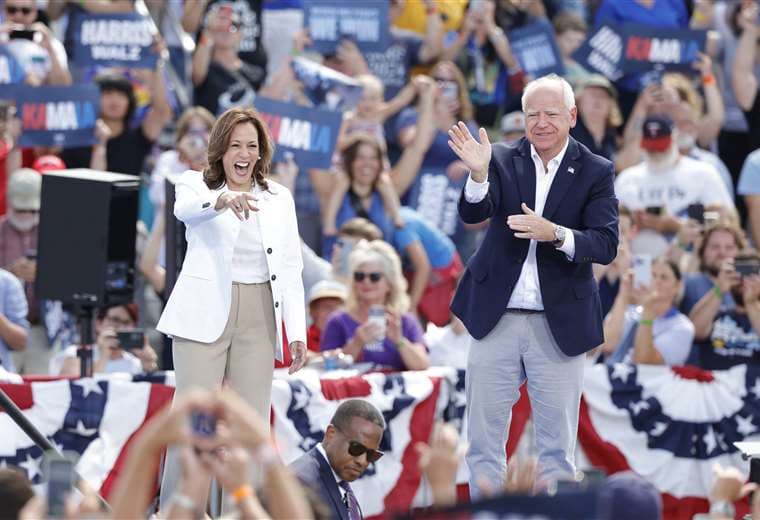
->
[639, 319, 654, 326]
[396, 337, 409, 350]
[702, 74, 716, 86]
[231, 484, 253, 504]
[712, 285, 723, 298]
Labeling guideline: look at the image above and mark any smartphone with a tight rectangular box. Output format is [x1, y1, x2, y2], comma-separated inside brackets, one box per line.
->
[632, 254, 652, 289]
[687, 203, 705, 224]
[45, 456, 75, 519]
[10, 28, 36, 40]
[704, 211, 720, 226]
[734, 255, 760, 277]
[367, 304, 386, 349]
[336, 237, 356, 277]
[439, 81, 459, 101]
[645, 206, 664, 216]
[190, 410, 217, 437]
[116, 329, 144, 351]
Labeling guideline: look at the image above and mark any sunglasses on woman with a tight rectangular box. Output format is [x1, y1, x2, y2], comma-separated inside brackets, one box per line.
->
[332, 424, 384, 463]
[353, 271, 382, 283]
[5, 6, 33, 15]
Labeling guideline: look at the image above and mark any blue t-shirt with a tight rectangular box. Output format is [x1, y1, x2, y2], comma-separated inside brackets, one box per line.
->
[694, 310, 760, 370]
[738, 149, 760, 196]
[0, 269, 29, 373]
[679, 272, 735, 316]
[396, 109, 478, 261]
[323, 191, 396, 260]
[393, 207, 455, 269]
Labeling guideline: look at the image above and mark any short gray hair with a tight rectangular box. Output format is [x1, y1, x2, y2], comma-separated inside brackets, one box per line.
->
[331, 399, 386, 431]
[521, 73, 576, 112]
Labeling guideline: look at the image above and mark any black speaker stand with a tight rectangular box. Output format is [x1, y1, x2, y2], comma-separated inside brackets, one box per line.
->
[73, 304, 98, 378]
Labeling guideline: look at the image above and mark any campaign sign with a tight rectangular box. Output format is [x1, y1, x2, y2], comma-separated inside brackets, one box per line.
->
[11, 86, 99, 148]
[303, 0, 390, 54]
[255, 97, 342, 170]
[70, 12, 157, 69]
[621, 24, 706, 74]
[291, 56, 363, 111]
[508, 19, 566, 79]
[0, 47, 26, 85]
[572, 23, 625, 81]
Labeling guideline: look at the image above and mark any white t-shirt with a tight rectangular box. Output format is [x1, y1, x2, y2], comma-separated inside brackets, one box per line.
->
[425, 323, 470, 370]
[49, 345, 143, 376]
[615, 155, 734, 256]
[615, 155, 734, 215]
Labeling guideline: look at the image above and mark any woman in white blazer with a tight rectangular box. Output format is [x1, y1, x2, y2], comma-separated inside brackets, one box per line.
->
[157, 107, 307, 509]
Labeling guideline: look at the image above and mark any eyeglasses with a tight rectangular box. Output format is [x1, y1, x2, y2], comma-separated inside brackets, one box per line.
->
[353, 271, 382, 283]
[5, 5, 33, 15]
[332, 424, 384, 463]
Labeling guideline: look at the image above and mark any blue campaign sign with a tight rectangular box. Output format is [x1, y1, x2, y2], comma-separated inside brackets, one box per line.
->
[303, 0, 390, 54]
[0, 47, 26, 85]
[291, 56, 363, 111]
[572, 23, 625, 81]
[621, 24, 706, 74]
[508, 19, 566, 79]
[11, 85, 100, 148]
[254, 97, 342, 170]
[70, 12, 157, 69]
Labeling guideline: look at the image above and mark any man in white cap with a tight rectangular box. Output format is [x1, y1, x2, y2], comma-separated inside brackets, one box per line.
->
[499, 111, 525, 145]
[306, 279, 348, 353]
[0, 168, 43, 372]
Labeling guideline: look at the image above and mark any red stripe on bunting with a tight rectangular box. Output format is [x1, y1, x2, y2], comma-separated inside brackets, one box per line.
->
[0, 383, 34, 411]
[378, 376, 442, 518]
[99, 383, 175, 500]
[320, 375, 372, 399]
[671, 366, 715, 382]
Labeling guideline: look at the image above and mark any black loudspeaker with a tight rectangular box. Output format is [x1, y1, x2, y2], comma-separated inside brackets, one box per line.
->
[36, 169, 140, 307]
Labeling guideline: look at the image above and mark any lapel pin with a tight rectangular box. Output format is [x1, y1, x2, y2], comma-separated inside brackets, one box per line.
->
[568, 166, 575, 174]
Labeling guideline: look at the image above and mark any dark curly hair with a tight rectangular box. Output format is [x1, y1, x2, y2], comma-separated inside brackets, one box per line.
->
[203, 107, 273, 191]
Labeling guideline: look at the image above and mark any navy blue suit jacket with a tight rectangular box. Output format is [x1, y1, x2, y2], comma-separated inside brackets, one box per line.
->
[450, 137, 619, 356]
[289, 447, 351, 520]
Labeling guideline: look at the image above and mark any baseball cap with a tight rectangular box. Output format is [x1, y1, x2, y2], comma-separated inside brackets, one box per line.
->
[500, 111, 526, 135]
[597, 471, 662, 520]
[578, 74, 617, 98]
[7, 168, 42, 211]
[307, 280, 348, 306]
[641, 115, 673, 153]
[32, 155, 66, 173]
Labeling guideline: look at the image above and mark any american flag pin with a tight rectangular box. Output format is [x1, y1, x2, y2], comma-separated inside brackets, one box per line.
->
[568, 167, 575, 174]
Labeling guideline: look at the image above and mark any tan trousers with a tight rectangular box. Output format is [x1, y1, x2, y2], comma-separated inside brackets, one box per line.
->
[159, 282, 276, 511]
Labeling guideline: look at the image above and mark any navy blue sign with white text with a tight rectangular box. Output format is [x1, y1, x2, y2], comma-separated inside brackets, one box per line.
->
[508, 19, 566, 79]
[572, 23, 625, 81]
[1, 85, 100, 148]
[70, 12, 157, 69]
[621, 24, 706, 74]
[303, 0, 390, 54]
[291, 56, 363, 111]
[255, 97, 342, 170]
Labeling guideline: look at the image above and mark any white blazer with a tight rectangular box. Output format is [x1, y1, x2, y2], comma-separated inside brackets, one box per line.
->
[156, 171, 306, 362]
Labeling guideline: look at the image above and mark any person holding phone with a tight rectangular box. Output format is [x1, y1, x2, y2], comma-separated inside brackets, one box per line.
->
[156, 107, 307, 510]
[54, 304, 157, 377]
[690, 250, 760, 369]
[448, 74, 619, 496]
[320, 240, 429, 371]
[600, 258, 694, 366]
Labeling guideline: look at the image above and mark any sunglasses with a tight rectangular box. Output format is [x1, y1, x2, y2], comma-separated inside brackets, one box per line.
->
[353, 271, 382, 283]
[333, 424, 384, 463]
[5, 5, 33, 15]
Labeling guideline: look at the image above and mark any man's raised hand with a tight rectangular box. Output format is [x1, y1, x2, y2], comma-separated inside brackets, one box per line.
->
[447, 121, 492, 183]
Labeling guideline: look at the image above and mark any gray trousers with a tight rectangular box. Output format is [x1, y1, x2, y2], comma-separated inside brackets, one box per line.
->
[159, 282, 276, 512]
[465, 311, 585, 498]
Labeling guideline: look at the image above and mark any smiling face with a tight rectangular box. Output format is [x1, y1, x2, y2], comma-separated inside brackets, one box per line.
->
[350, 143, 382, 188]
[4, 0, 36, 25]
[323, 417, 384, 482]
[651, 260, 680, 304]
[353, 260, 389, 306]
[100, 89, 130, 121]
[222, 122, 259, 191]
[524, 83, 576, 159]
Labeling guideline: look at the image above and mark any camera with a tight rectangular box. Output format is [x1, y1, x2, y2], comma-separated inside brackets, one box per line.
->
[116, 329, 144, 351]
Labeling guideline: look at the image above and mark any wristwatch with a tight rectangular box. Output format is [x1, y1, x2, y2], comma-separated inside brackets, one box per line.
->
[552, 225, 566, 248]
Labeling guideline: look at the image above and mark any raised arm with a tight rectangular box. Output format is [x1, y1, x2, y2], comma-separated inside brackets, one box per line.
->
[693, 53, 724, 148]
[731, 2, 759, 111]
[419, 0, 444, 64]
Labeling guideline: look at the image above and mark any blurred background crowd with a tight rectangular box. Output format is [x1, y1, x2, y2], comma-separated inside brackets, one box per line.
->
[1, 0, 760, 517]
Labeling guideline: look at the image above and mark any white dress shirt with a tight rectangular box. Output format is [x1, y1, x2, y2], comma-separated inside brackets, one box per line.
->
[231, 186, 270, 283]
[464, 139, 576, 310]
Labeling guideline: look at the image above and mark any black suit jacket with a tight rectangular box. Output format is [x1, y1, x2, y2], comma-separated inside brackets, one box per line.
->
[451, 137, 619, 356]
[289, 447, 351, 520]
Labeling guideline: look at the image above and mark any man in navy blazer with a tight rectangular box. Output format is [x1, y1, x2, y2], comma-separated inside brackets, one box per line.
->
[447, 74, 618, 497]
[289, 399, 385, 520]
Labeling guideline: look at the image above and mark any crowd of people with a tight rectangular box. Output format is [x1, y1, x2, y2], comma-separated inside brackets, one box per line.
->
[1, 0, 760, 518]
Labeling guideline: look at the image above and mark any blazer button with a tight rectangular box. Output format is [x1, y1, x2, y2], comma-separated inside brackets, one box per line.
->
[267, 248, 273, 254]
[274, 301, 279, 308]
[271, 274, 276, 281]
